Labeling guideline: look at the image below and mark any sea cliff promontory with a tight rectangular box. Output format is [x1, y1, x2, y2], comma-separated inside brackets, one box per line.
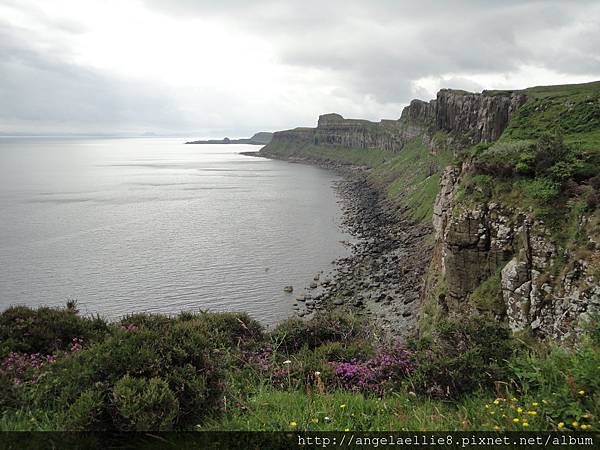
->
[186, 131, 272, 145]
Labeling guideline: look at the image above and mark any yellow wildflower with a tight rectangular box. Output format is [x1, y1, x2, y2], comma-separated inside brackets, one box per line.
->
[581, 424, 589, 430]
[532, 402, 539, 407]
[578, 390, 585, 395]
[513, 418, 520, 423]
[558, 422, 565, 428]
[517, 407, 523, 413]
[340, 404, 347, 409]
[522, 422, 529, 427]
[493, 399, 500, 405]
[527, 411, 538, 415]
[494, 426, 501, 431]
[310, 418, 318, 424]
[542, 400, 548, 404]
[572, 421, 579, 428]
[344, 428, 350, 432]
[290, 421, 297, 427]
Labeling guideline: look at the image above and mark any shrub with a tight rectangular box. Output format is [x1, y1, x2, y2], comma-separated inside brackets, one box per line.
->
[120, 311, 264, 350]
[242, 336, 375, 391]
[534, 131, 569, 173]
[112, 376, 179, 431]
[330, 340, 415, 395]
[271, 310, 369, 354]
[60, 388, 105, 431]
[0, 305, 109, 358]
[518, 178, 561, 202]
[411, 316, 513, 399]
[21, 311, 228, 430]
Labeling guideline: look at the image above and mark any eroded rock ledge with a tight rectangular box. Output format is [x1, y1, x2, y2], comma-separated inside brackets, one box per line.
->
[432, 165, 600, 340]
[261, 89, 527, 156]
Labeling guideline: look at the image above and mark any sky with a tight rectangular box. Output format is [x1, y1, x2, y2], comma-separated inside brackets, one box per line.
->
[1, 0, 599, 137]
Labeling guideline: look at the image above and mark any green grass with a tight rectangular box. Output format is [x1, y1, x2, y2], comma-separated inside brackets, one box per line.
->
[1, 306, 598, 432]
[501, 81, 600, 143]
[199, 388, 472, 431]
[371, 137, 454, 221]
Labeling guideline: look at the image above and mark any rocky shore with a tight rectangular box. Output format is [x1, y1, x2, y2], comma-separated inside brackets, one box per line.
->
[242, 151, 432, 339]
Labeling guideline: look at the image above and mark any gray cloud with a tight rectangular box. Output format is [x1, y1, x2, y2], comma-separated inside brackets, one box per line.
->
[145, 0, 600, 102]
[1, 1, 599, 135]
[0, 23, 190, 134]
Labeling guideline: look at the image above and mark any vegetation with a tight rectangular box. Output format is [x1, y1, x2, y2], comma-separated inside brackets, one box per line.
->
[1, 305, 598, 432]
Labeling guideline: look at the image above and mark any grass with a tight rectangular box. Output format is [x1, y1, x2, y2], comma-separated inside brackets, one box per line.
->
[1, 306, 598, 432]
[199, 388, 469, 431]
[501, 81, 600, 145]
[371, 137, 454, 222]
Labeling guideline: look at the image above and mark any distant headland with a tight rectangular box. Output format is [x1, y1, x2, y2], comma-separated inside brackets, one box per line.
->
[185, 132, 273, 145]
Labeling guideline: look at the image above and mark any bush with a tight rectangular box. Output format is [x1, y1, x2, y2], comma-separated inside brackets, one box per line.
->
[411, 316, 513, 399]
[60, 388, 105, 431]
[112, 376, 179, 431]
[271, 310, 369, 354]
[330, 340, 415, 395]
[0, 305, 109, 358]
[518, 178, 561, 202]
[534, 131, 569, 174]
[20, 311, 231, 430]
[120, 311, 265, 350]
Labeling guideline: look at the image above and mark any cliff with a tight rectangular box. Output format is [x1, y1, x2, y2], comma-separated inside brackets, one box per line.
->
[427, 82, 600, 340]
[261, 89, 527, 157]
[431, 164, 600, 340]
[258, 81, 600, 341]
[186, 131, 272, 145]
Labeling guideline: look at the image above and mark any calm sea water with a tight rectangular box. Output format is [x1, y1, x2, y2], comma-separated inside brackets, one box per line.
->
[0, 138, 351, 324]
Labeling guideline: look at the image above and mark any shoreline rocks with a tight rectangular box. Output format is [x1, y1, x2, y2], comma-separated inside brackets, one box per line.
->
[248, 151, 432, 339]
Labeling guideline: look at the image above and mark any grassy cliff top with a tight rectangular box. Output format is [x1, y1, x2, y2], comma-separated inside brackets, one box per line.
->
[501, 81, 600, 146]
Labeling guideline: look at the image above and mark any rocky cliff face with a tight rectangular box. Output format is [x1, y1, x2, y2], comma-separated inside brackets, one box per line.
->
[435, 90, 527, 146]
[432, 166, 600, 340]
[263, 89, 528, 156]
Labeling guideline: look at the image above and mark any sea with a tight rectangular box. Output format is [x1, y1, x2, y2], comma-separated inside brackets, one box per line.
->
[0, 137, 351, 325]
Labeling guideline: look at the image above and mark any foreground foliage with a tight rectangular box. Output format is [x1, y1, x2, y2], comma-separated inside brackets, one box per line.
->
[0, 306, 598, 431]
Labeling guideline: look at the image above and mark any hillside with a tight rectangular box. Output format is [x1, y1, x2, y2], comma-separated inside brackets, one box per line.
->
[259, 81, 600, 341]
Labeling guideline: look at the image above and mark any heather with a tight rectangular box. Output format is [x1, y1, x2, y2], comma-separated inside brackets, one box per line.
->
[0, 305, 598, 431]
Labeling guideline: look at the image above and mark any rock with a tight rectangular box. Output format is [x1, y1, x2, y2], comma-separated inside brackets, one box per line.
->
[283, 286, 293, 293]
[333, 298, 344, 306]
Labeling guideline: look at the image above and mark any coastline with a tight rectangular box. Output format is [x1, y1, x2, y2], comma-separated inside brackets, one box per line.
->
[241, 150, 432, 339]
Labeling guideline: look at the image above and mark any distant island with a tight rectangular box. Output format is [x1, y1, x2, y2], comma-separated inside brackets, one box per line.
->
[185, 132, 273, 145]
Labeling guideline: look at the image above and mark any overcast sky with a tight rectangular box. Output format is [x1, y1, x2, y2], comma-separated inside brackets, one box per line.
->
[1, 0, 599, 136]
